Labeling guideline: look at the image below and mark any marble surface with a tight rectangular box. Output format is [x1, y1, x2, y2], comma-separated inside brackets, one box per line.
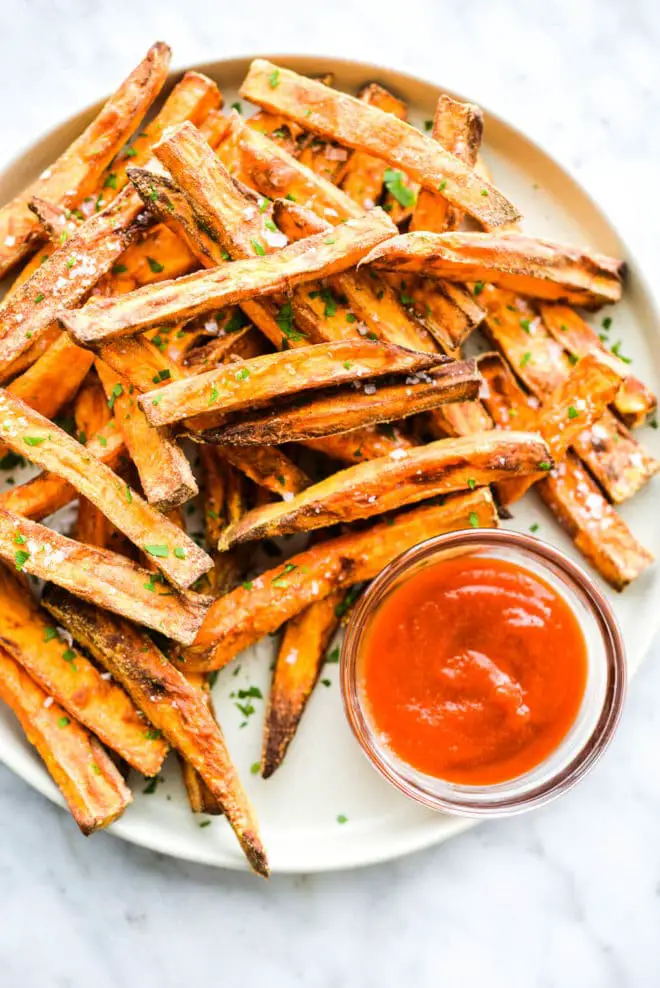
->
[2, 0, 660, 984]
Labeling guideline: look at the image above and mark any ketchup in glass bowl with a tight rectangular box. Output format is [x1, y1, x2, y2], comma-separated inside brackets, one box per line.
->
[341, 529, 625, 816]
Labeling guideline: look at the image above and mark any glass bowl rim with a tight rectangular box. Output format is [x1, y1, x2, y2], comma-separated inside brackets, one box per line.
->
[340, 527, 627, 817]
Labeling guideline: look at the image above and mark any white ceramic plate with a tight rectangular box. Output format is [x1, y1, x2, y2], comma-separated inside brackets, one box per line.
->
[0, 55, 659, 874]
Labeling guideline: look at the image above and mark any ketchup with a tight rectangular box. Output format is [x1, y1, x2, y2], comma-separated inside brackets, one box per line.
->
[359, 555, 587, 785]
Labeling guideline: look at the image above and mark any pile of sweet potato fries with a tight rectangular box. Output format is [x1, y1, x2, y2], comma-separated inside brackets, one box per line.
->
[0, 44, 655, 876]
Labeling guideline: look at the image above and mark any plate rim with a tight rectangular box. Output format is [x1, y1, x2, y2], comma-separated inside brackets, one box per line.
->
[0, 51, 658, 874]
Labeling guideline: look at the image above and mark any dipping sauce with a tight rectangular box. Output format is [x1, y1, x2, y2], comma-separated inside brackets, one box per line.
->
[359, 555, 588, 785]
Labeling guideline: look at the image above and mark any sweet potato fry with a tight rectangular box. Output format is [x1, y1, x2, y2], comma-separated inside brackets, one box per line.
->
[495, 352, 624, 504]
[0, 564, 166, 775]
[98, 222, 198, 295]
[478, 352, 653, 589]
[539, 303, 656, 427]
[0, 647, 131, 834]
[0, 389, 210, 588]
[95, 359, 198, 512]
[410, 95, 483, 233]
[239, 60, 520, 229]
[0, 42, 171, 278]
[303, 424, 416, 464]
[216, 431, 549, 548]
[182, 488, 499, 671]
[261, 592, 342, 778]
[364, 231, 623, 309]
[480, 287, 659, 502]
[0, 507, 209, 644]
[42, 586, 268, 877]
[200, 447, 246, 595]
[340, 83, 408, 212]
[183, 325, 265, 371]
[141, 339, 446, 427]
[98, 335, 185, 392]
[0, 425, 124, 522]
[178, 668, 224, 816]
[220, 445, 310, 498]
[62, 209, 396, 345]
[200, 359, 480, 445]
[0, 186, 145, 374]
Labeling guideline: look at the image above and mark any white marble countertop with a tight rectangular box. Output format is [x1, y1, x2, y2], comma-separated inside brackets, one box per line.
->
[2, 0, 660, 984]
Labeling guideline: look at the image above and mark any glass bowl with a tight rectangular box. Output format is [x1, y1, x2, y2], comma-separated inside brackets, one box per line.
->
[340, 529, 626, 817]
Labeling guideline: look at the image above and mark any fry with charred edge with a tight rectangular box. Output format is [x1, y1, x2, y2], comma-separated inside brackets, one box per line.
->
[0, 426, 124, 521]
[61, 209, 396, 345]
[262, 593, 342, 778]
[410, 95, 483, 233]
[478, 352, 653, 590]
[480, 286, 659, 502]
[183, 325, 264, 372]
[364, 232, 623, 309]
[0, 187, 144, 374]
[0, 647, 131, 834]
[496, 352, 624, 504]
[42, 586, 268, 877]
[219, 445, 311, 498]
[141, 340, 446, 427]
[199, 360, 480, 445]
[200, 447, 246, 595]
[303, 424, 416, 465]
[0, 507, 210, 644]
[0, 390, 210, 588]
[0, 42, 171, 279]
[216, 431, 550, 548]
[0, 564, 166, 775]
[239, 60, 520, 229]
[95, 359, 198, 512]
[178, 669, 224, 816]
[539, 303, 656, 428]
[181, 489, 499, 672]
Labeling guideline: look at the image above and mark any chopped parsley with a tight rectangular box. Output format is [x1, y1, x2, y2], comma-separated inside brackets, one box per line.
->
[34, 293, 45, 304]
[473, 281, 485, 296]
[538, 460, 552, 471]
[143, 727, 162, 741]
[57, 717, 71, 729]
[337, 814, 348, 824]
[231, 101, 243, 113]
[251, 240, 266, 256]
[235, 367, 250, 381]
[242, 580, 254, 591]
[326, 647, 340, 663]
[602, 317, 612, 330]
[14, 549, 30, 571]
[467, 478, 477, 490]
[107, 383, 123, 411]
[520, 352, 532, 368]
[173, 547, 186, 559]
[424, 119, 433, 131]
[567, 405, 579, 419]
[147, 256, 164, 273]
[103, 173, 118, 190]
[611, 341, 632, 364]
[250, 762, 260, 774]
[530, 523, 540, 533]
[144, 544, 169, 558]
[383, 168, 416, 208]
[43, 627, 58, 642]
[468, 512, 479, 528]
[23, 436, 46, 447]
[152, 368, 171, 384]
[125, 484, 132, 504]
[269, 68, 280, 88]
[520, 318, 531, 334]
[438, 179, 447, 192]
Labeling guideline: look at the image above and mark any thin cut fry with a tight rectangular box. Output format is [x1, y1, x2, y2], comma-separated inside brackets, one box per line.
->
[0, 647, 131, 834]
[364, 231, 623, 309]
[239, 60, 520, 229]
[0, 507, 210, 644]
[215, 431, 550, 548]
[182, 488, 499, 671]
[200, 360, 480, 445]
[0, 564, 166, 775]
[478, 352, 653, 590]
[261, 593, 342, 778]
[539, 303, 656, 428]
[0, 186, 144, 373]
[0, 42, 171, 278]
[43, 586, 268, 877]
[140, 340, 447, 427]
[0, 389, 211, 588]
[95, 359, 198, 511]
[61, 209, 397, 345]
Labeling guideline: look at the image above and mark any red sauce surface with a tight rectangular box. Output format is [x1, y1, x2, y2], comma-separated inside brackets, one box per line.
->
[360, 555, 587, 785]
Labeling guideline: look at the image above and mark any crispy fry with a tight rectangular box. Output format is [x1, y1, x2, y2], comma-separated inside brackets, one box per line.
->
[220, 445, 310, 498]
[261, 592, 342, 778]
[216, 431, 549, 548]
[0, 507, 209, 644]
[0, 187, 144, 374]
[340, 83, 407, 211]
[183, 325, 265, 371]
[239, 60, 520, 229]
[99, 222, 198, 295]
[303, 424, 416, 464]
[539, 303, 656, 427]
[178, 668, 224, 816]
[410, 95, 483, 232]
[182, 488, 499, 671]
[0, 564, 166, 774]
[0, 42, 171, 278]
[98, 335, 185, 392]
[0, 325, 62, 385]
[0, 389, 210, 587]
[95, 359, 198, 511]
[0, 426, 124, 522]
[365, 231, 623, 309]
[141, 339, 447, 427]
[42, 586, 268, 876]
[0, 647, 131, 834]
[62, 209, 396, 345]
[478, 352, 653, 589]
[481, 286, 659, 502]
[495, 352, 624, 504]
[200, 447, 246, 595]
[200, 359, 480, 445]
